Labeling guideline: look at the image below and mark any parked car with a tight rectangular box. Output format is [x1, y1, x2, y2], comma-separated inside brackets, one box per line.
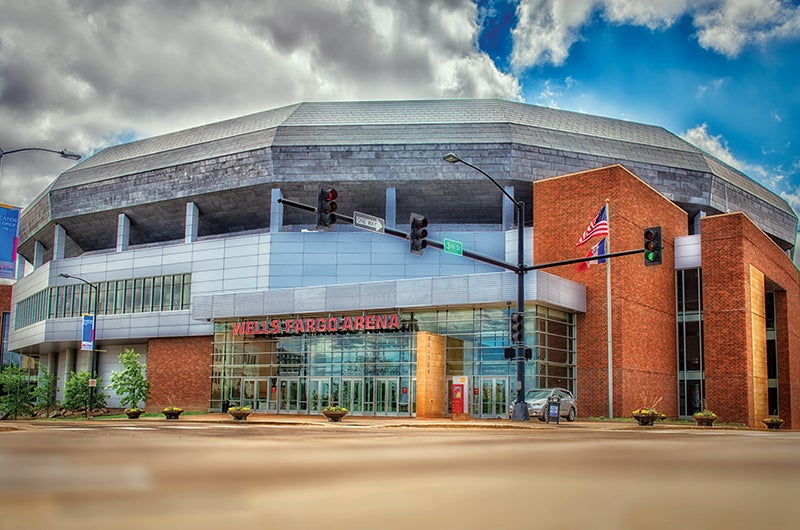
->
[508, 388, 577, 422]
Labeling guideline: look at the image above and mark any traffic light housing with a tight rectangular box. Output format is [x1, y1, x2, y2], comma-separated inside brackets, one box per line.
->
[316, 187, 338, 230]
[409, 213, 428, 255]
[643, 226, 662, 266]
[510, 311, 524, 343]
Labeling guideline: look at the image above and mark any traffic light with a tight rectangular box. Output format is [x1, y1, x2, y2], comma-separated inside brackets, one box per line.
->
[524, 347, 533, 360]
[643, 226, 662, 266]
[504, 347, 515, 360]
[409, 213, 428, 255]
[316, 187, 338, 230]
[510, 311, 524, 343]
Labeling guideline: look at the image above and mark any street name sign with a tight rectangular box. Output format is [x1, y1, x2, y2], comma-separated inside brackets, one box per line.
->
[443, 238, 463, 256]
[353, 211, 385, 234]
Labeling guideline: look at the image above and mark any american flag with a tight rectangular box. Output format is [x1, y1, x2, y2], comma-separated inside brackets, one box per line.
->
[575, 205, 609, 247]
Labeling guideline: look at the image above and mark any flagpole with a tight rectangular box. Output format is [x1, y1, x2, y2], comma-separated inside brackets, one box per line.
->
[605, 198, 613, 419]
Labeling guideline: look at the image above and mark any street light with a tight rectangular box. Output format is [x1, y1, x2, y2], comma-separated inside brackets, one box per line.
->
[443, 153, 530, 421]
[0, 147, 82, 161]
[58, 272, 98, 418]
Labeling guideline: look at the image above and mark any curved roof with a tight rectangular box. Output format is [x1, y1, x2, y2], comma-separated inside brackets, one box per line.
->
[19, 99, 797, 260]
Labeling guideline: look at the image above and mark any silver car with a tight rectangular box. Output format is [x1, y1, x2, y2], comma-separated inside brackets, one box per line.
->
[508, 388, 577, 422]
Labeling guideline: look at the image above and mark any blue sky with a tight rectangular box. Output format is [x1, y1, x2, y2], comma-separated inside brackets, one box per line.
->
[1, 0, 798, 250]
[477, 0, 799, 222]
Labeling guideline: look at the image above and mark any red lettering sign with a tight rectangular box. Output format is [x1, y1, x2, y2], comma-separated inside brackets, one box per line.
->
[231, 313, 403, 336]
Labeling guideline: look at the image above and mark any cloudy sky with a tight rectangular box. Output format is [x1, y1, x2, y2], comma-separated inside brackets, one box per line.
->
[1, 0, 799, 242]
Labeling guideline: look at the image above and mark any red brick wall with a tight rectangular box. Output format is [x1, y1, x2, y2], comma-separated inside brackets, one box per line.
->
[147, 336, 213, 411]
[701, 213, 800, 428]
[533, 165, 688, 418]
[0, 284, 11, 312]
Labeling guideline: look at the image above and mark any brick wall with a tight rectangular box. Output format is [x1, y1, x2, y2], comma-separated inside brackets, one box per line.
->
[701, 213, 800, 428]
[147, 336, 213, 411]
[0, 284, 11, 312]
[533, 165, 688, 418]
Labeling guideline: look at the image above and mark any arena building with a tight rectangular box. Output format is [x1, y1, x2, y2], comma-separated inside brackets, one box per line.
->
[7, 99, 799, 428]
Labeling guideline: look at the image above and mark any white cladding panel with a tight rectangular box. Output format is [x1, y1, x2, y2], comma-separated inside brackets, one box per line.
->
[675, 234, 702, 270]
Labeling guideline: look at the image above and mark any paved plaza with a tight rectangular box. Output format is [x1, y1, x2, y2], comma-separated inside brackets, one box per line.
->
[1, 416, 799, 530]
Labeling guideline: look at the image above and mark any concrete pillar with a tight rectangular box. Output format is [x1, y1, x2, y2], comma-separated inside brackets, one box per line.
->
[185, 202, 199, 243]
[503, 186, 515, 230]
[33, 241, 44, 268]
[53, 224, 66, 260]
[15, 253, 25, 279]
[116, 213, 130, 252]
[385, 187, 397, 229]
[692, 210, 706, 236]
[270, 188, 284, 233]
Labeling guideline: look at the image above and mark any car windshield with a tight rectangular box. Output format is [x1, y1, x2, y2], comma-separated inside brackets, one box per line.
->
[525, 390, 552, 400]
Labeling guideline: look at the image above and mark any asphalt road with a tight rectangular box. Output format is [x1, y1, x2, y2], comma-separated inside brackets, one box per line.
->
[1, 421, 799, 530]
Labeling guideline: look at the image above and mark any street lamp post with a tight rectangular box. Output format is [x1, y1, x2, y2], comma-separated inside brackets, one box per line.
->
[58, 273, 98, 417]
[0, 146, 82, 162]
[443, 153, 530, 421]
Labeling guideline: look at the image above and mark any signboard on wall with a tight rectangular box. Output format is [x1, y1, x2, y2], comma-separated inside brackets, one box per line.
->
[0, 204, 21, 279]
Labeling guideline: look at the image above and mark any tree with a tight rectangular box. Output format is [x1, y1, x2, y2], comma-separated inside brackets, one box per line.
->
[34, 369, 58, 416]
[108, 348, 150, 410]
[0, 365, 36, 419]
[62, 371, 107, 413]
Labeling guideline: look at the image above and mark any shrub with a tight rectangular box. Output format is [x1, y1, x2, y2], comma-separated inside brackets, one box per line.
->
[108, 348, 150, 410]
[62, 371, 107, 412]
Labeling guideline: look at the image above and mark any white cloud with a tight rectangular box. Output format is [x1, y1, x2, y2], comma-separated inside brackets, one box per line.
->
[681, 123, 747, 170]
[696, 77, 728, 98]
[602, 0, 690, 29]
[0, 0, 521, 208]
[693, 0, 800, 58]
[682, 124, 800, 226]
[510, 0, 596, 69]
[509, 0, 800, 70]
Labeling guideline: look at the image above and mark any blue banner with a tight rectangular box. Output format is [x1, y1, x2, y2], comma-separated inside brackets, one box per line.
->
[81, 314, 95, 351]
[0, 204, 21, 279]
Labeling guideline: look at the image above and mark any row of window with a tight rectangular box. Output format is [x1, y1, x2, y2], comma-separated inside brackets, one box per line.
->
[15, 274, 191, 329]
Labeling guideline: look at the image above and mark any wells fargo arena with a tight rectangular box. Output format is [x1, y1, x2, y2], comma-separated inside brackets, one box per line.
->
[7, 99, 799, 428]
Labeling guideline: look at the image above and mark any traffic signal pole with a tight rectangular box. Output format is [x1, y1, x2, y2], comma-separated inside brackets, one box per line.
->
[278, 194, 650, 423]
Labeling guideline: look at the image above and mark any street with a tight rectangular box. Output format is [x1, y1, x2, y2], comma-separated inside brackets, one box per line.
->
[1, 420, 799, 530]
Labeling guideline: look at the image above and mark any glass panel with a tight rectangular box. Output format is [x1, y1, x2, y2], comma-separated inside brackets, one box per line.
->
[152, 276, 162, 311]
[133, 279, 143, 313]
[142, 277, 153, 312]
[162, 276, 172, 311]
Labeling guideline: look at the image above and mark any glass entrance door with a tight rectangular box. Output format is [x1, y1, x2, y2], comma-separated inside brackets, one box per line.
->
[375, 377, 399, 415]
[241, 379, 269, 411]
[477, 377, 510, 418]
[309, 377, 338, 412]
[342, 378, 365, 414]
[278, 378, 307, 414]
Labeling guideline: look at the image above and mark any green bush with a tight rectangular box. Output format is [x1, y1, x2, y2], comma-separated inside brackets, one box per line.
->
[109, 348, 150, 410]
[62, 370, 107, 412]
[0, 365, 37, 418]
[34, 369, 58, 415]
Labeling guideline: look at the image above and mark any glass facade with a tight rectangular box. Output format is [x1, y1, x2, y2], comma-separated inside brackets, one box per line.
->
[211, 305, 575, 418]
[15, 273, 191, 329]
[676, 268, 704, 416]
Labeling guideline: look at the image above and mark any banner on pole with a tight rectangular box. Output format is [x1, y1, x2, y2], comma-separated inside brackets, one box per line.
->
[0, 203, 21, 279]
[81, 314, 95, 351]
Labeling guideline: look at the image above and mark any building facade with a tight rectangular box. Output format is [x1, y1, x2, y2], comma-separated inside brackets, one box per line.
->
[7, 100, 799, 428]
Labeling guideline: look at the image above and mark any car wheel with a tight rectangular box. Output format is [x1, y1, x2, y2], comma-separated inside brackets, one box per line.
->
[537, 415, 547, 422]
[566, 407, 576, 422]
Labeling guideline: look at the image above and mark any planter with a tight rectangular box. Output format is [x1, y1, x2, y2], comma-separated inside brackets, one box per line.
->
[632, 413, 661, 426]
[763, 418, 784, 430]
[693, 416, 716, 427]
[162, 410, 183, 420]
[322, 410, 348, 422]
[125, 409, 144, 419]
[229, 412, 250, 422]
